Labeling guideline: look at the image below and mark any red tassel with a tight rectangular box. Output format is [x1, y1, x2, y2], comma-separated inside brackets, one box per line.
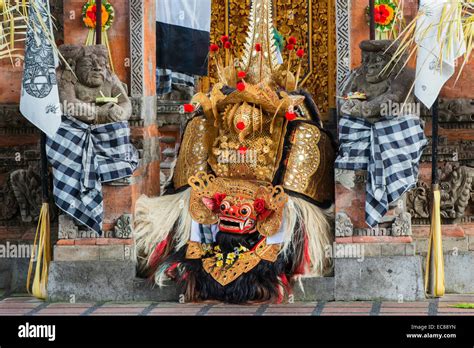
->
[183, 103, 195, 113]
[148, 239, 168, 270]
[281, 273, 289, 289]
[288, 36, 297, 45]
[285, 111, 296, 121]
[165, 262, 180, 279]
[236, 82, 246, 92]
[277, 281, 284, 304]
[294, 233, 311, 275]
[303, 233, 311, 266]
[182, 271, 190, 281]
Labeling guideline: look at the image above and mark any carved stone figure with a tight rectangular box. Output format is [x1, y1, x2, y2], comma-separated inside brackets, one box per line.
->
[335, 212, 353, 237]
[0, 166, 42, 223]
[57, 45, 132, 124]
[392, 212, 412, 237]
[114, 214, 133, 239]
[407, 164, 474, 221]
[439, 164, 474, 219]
[341, 40, 415, 122]
[406, 181, 430, 219]
[438, 98, 474, 122]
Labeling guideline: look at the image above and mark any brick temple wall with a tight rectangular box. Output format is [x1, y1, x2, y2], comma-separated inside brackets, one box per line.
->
[0, 0, 160, 257]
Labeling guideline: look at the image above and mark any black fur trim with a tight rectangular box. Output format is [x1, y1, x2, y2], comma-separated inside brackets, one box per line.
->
[179, 253, 287, 304]
[159, 242, 290, 304]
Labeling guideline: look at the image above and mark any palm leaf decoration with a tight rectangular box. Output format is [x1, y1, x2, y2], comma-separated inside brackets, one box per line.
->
[381, 0, 473, 85]
[0, 0, 29, 62]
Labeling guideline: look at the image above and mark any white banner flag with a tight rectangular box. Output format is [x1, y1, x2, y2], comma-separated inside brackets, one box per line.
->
[415, 0, 466, 109]
[20, 0, 61, 138]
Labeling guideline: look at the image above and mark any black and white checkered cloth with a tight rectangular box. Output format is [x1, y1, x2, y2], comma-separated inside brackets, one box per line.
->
[156, 68, 195, 95]
[335, 115, 427, 227]
[46, 116, 139, 234]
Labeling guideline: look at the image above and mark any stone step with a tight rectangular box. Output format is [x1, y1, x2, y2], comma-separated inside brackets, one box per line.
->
[0, 258, 30, 294]
[335, 256, 425, 301]
[46, 260, 335, 302]
[25, 253, 474, 302]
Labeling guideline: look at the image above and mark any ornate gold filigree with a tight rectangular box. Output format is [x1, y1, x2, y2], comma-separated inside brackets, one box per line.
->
[207, 0, 336, 116]
[173, 117, 215, 189]
[186, 241, 208, 259]
[284, 123, 321, 192]
[283, 122, 335, 203]
[199, 239, 280, 286]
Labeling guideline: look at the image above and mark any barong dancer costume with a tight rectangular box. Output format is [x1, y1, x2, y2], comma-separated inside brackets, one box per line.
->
[134, 0, 335, 303]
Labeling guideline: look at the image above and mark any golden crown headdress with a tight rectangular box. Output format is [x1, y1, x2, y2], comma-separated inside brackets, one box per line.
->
[173, 0, 335, 215]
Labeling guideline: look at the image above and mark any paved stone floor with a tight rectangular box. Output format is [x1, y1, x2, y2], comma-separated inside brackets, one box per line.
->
[0, 293, 474, 316]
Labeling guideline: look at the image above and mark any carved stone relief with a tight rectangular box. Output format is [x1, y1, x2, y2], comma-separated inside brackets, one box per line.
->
[114, 214, 133, 239]
[335, 212, 353, 237]
[0, 166, 45, 224]
[336, 211, 413, 237]
[407, 164, 474, 224]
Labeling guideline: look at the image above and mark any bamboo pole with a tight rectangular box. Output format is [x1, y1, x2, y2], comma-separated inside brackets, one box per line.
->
[426, 97, 445, 298]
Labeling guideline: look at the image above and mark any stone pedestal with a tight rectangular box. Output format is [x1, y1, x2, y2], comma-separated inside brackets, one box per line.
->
[335, 170, 413, 246]
[335, 256, 425, 301]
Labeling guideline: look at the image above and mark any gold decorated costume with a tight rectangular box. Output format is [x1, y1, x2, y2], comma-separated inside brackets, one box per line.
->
[134, 0, 335, 303]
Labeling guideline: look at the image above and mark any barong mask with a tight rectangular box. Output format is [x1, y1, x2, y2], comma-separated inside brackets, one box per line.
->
[188, 172, 287, 237]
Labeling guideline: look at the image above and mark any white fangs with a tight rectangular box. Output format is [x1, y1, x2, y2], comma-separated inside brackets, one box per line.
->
[218, 216, 256, 233]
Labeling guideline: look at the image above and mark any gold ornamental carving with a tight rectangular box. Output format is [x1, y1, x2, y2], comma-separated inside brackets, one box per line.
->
[206, 0, 336, 118]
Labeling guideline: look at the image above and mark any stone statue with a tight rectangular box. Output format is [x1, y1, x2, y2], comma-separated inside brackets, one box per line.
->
[57, 44, 132, 124]
[341, 40, 415, 122]
[0, 166, 43, 223]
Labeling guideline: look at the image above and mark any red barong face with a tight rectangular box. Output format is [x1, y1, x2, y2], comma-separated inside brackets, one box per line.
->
[217, 199, 257, 234]
[189, 172, 287, 237]
[202, 194, 258, 234]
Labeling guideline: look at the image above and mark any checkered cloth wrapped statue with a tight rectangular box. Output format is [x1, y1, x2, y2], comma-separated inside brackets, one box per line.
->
[336, 115, 427, 227]
[47, 116, 138, 234]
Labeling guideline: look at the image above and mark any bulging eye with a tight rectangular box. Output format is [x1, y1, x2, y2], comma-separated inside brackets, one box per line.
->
[220, 201, 230, 212]
[240, 205, 252, 218]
